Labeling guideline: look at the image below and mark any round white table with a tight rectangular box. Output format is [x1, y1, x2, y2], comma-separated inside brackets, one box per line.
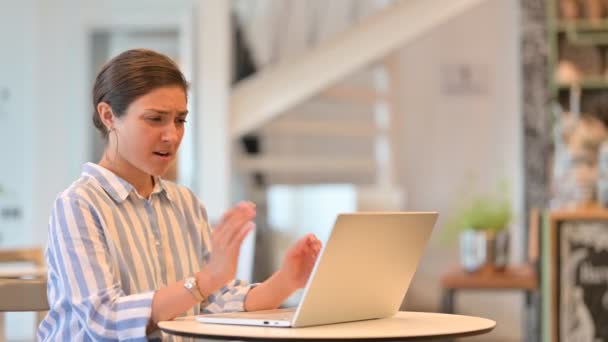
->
[159, 311, 496, 341]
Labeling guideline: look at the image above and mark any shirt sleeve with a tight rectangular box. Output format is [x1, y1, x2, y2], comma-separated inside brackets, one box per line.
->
[202, 279, 257, 313]
[47, 195, 154, 341]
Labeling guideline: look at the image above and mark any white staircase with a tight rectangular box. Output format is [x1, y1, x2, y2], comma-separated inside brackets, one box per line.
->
[231, 0, 486, 138]
[237, 63, 393, 186]
[231, 0, 486, 203]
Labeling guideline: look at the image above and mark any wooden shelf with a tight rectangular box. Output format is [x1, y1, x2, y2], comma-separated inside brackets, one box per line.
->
[548, 203, 608, 220]
[557, 78, 608, 90]
[556, 19, 608, 32]
[440, 264, 538, 290]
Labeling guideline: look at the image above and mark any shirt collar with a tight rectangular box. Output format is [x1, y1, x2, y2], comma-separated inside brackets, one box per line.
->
[82, 163, 174, 203]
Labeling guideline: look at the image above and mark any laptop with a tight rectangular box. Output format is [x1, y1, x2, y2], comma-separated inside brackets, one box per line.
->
[196, 212, 437, 328]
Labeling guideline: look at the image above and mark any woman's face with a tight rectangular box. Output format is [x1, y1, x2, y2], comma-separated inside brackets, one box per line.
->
[110, 86, 188, 177]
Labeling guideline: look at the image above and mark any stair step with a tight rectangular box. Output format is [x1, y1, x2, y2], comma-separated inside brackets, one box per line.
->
[262, 120, 380, 138]
[236, 156, 376, 174]
[318, 85, 387, 105]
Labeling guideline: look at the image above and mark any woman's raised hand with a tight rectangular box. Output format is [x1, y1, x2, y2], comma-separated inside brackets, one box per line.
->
[199, 201, 256, 294]
[278, 234, 322, 292]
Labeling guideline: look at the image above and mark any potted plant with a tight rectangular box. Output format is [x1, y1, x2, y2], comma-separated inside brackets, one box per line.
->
[445, 181, 513, 272]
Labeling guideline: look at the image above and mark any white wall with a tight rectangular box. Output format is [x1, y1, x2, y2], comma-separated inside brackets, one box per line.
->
[28, 0, 89, 247]
[398, 1, 523, 341]
[0, 0, 44, 339]
[0, 1, 36, 246]
[0, 2, 38, 339]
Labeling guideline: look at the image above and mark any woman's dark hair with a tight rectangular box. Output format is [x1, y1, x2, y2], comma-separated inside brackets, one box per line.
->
[92, 49, 189, 138]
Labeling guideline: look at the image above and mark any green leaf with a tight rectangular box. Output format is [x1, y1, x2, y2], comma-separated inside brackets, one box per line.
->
[442, 179, 512, 244]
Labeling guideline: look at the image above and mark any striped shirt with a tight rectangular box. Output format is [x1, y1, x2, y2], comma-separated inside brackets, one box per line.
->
[37, 162, 254, 341]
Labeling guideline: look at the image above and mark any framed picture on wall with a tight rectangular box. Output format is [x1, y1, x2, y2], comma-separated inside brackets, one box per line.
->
[549, 210, 608, 342]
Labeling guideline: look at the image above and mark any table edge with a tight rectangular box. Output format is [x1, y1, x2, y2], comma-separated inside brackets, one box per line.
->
[159, 317, 496, 341]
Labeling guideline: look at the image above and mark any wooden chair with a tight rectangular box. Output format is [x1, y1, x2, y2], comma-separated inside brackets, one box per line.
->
[0, 248, 44, 267]
[0, 278, 48, 311]
[0, 247, 47, 342]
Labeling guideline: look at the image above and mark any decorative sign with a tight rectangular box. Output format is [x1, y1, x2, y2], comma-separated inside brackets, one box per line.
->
[440, 63, 489, 96]
[559, 221, 608, 341]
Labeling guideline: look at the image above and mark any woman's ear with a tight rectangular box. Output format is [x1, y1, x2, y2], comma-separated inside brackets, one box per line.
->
[97, 102, 115, 131]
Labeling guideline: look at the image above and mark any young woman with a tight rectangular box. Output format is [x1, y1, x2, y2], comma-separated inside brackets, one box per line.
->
[37, 49, 322, 341]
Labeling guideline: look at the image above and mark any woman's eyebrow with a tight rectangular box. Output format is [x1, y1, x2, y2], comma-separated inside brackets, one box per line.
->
[144, 109, 189, 115]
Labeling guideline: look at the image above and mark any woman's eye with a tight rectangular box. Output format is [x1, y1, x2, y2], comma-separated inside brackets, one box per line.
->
[148, 117, 163, 122]
[177, 118, 187, 124]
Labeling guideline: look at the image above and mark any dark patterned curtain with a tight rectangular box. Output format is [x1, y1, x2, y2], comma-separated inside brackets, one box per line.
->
[521, 0, 551, 212]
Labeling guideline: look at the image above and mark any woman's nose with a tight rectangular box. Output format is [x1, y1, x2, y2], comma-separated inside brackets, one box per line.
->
[162, 123, 179, 142]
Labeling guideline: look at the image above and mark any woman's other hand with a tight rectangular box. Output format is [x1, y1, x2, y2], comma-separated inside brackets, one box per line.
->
[278, 234, 322, 292]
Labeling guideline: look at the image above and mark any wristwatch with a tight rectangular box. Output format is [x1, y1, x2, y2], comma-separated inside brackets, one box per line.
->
[184, 276, 205, 302]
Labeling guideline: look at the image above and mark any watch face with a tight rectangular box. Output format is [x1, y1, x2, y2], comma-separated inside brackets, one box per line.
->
[185, 277, 195, 289]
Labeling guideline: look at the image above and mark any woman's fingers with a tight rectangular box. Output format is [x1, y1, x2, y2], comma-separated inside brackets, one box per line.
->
[216, 207, 238, 231]
[223, 206, 256, 243]
[215, 202, 256, 246]
[203, 202, 256, 289]
[304, 234, 321, 253]
[229, 221, 256, 250]
[209, 202, 256, 267]
[304, 235, 321, 264]
[290, 234, 319, 256]
[215, 201, 255, 231]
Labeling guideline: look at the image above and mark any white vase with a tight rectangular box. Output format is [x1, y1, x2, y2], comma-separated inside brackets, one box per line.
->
[459, 230, 487, 272]
[459, 229, 509, 272]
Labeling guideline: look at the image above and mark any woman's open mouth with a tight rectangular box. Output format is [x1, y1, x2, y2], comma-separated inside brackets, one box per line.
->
[153, 151, 172, 159]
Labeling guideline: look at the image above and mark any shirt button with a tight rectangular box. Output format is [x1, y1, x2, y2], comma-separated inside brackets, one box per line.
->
[155, 241, 161, 246]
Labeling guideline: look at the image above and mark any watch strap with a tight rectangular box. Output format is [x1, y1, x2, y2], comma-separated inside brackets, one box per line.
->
[184, 276, 205, 302]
